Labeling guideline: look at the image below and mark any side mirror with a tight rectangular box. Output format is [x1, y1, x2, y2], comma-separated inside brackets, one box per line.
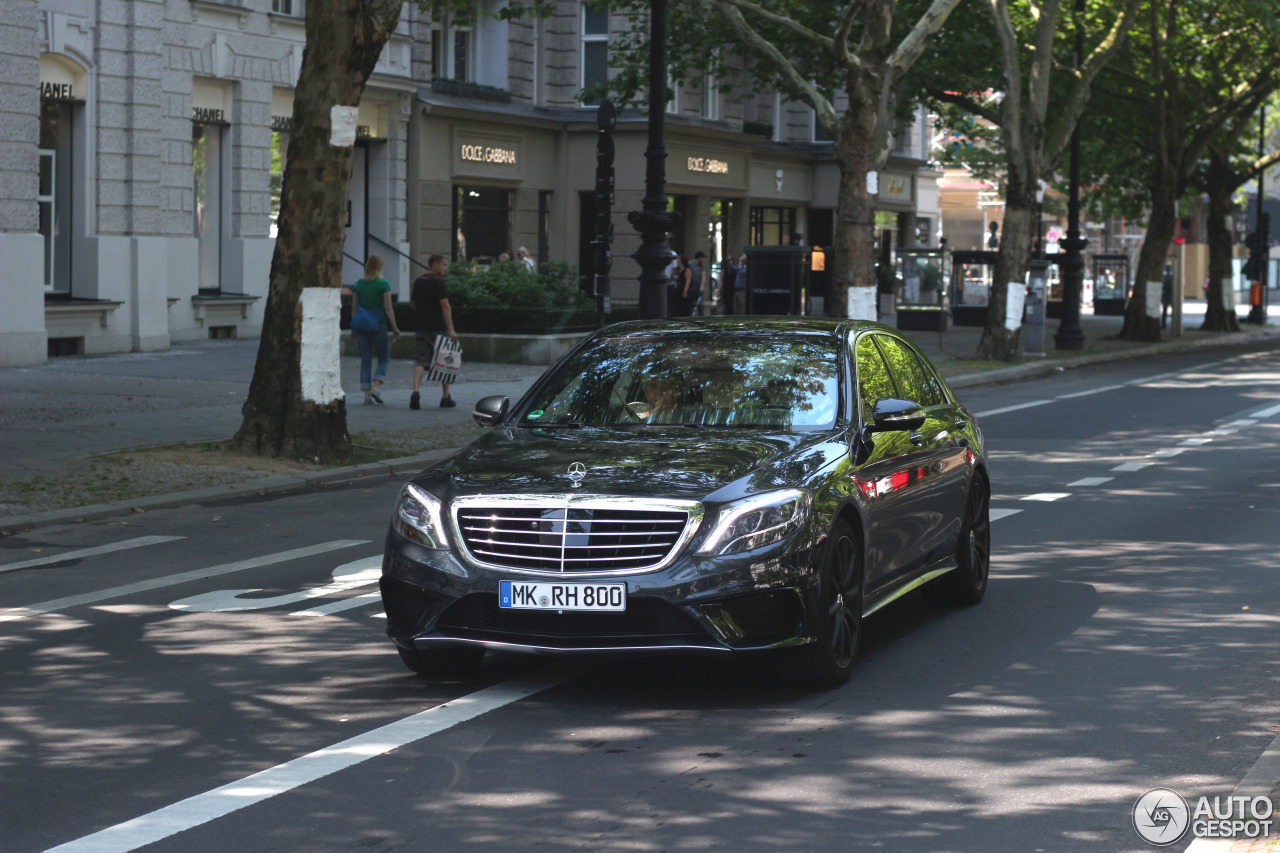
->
[867, 398, 926, 434]
[472, 395, 509, 427]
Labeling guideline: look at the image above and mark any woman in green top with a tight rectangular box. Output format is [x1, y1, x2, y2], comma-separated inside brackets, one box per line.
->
[346, 255, 402, 405]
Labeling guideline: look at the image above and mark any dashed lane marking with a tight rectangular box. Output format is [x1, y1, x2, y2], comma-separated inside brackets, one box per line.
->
[1112, 462, 1155, 472]
[973, 400, 1054, 418]
[1068, 477, 1113, 487]
[40, 668, 581, 853]
[1021, 493, 1071, 502]
[0, 536, 186, 575]
[1252, 401, 1280, 418]
[989, 509, 1024, 521]
[0, 541, 367, 625]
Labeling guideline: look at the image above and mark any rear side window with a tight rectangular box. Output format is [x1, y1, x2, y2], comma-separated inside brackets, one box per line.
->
[855, 335, 897, 420]
[875, 335, 945, 407]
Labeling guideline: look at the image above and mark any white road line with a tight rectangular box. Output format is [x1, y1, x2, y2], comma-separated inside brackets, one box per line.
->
[0, 541, 367, 625]
[1204, 428, 1238, 436]
[1112, 462, 1155, 472]
[1252, 401, 1280, 418]
[1056, 384, 1127, 400]
[1149, 448, 1187, 458]
[0, 536, 186, 575]
[1226, 419, 1258, 427]
[40, 669, 578, 853]
[292, 592, 380, 617]
[1068, 477, 1113, 487]
[1022, 493, 1071, 502]
[989, 509, 1023, 521]
[973, 400, 1054, 418]
[1180, 438, 1214, 446]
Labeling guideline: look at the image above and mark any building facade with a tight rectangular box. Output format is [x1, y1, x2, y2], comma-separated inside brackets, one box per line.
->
[0, 0, 941, 367]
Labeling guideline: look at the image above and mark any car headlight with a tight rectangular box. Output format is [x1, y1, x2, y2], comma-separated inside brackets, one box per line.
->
[698, 489, 811, 556]
[394, 483, 449, 549]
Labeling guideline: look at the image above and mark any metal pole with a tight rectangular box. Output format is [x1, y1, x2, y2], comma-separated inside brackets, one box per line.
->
[1248, 105, 1268, 324]
[628, 0, 678, 319]
[1054, 0, 1087, 350]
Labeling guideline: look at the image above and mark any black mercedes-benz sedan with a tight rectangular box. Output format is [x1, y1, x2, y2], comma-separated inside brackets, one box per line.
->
[380, 318, 988, 687]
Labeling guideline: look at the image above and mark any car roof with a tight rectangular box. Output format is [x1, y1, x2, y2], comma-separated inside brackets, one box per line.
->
[598, 316, 889, 337]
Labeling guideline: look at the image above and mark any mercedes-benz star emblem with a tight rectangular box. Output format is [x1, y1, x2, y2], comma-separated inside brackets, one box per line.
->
[567, 462, 587, 488]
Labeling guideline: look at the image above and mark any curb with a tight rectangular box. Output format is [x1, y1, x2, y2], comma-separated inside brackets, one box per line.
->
[3, 326, 1276, 535]
[0, 450, 455, 535]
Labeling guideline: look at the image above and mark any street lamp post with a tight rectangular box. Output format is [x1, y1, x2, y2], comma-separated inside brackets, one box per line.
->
[1054, 0, 1086, 350]
[628, 0, 679, 319]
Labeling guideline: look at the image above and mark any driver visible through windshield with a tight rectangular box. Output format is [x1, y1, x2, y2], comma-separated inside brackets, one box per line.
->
[520, 332, 840, 429]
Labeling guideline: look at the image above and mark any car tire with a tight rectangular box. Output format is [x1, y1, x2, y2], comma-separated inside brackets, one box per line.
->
[771, 518, 863, 687]
[924, 475, 990, 607]
[396, 645, 485, 677]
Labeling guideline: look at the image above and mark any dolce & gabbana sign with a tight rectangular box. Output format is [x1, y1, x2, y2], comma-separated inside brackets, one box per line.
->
[454, 130, 522, 178]
[687, 156, 729, 175]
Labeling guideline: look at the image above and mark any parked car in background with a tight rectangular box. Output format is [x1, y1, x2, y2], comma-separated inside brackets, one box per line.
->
[380, 318, 989, 687]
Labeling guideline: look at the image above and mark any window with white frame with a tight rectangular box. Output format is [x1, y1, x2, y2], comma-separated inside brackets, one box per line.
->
[271, 0, 303, 15]
[581, 2, 608, 105]
[432, 16, 473, 81]
[700, 65, 718, 120]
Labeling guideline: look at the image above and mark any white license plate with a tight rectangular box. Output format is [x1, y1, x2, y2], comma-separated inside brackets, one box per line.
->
[499, 580, 626, 611]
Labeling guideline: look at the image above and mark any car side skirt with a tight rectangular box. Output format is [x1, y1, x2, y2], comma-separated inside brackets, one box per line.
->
[862, 559, 958, 619]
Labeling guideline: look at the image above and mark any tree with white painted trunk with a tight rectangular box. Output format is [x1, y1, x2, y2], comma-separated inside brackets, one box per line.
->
[232, 0, 404, 463]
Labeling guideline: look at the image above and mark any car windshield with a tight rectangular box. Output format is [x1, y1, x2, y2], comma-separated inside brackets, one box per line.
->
[519, 332, 840, 429]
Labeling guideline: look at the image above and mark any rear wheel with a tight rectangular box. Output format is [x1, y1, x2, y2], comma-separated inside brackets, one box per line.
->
[770, 519, 863, 687]
[925, 476, 990, 607]
[396, 645, 485, 677]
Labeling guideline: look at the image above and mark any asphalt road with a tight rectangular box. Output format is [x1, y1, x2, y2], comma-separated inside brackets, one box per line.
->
[3, 338, 1280, 853]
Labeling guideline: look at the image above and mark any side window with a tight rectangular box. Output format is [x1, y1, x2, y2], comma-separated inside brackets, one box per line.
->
[875, 336, 944, 408]
[855, 335, 897, 421]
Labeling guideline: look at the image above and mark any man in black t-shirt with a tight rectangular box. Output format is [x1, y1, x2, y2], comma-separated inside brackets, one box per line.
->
[409, 254, 458, 409]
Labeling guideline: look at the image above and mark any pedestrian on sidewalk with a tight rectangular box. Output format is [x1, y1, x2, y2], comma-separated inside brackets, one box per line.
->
[344, 255, 402, 406]
[410, 254, 459, 409]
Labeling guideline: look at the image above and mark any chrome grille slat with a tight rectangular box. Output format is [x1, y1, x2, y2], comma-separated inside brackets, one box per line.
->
[454, 499, 692, 575]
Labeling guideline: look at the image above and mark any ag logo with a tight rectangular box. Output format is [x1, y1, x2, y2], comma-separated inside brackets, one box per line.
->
[567, 462, 587, 488]
[1133, 788, 1190, 845]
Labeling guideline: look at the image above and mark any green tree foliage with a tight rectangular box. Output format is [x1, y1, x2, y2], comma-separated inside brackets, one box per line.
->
[1082, 0, 1280, 341]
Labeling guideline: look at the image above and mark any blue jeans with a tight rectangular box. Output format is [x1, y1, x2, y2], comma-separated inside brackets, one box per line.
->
[354, 326, 390, 391]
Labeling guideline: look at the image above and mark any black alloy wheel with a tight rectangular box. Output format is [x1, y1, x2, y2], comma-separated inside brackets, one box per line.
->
[773, 518, 863, 687]
[925, 475, 991, 607]
[397, 644, 485, 677]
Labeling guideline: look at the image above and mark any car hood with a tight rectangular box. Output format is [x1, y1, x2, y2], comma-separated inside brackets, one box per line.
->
[415, 426, 848, 502]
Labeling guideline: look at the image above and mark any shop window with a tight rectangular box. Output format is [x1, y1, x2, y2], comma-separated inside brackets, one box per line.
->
[454, 186, 511, 262]
[750, 207, 797, 246]
[193, 123, 224, 293]
[269, 130, 287, 238]
[39, 100, 73, 294]
[581, 3, 608, 105]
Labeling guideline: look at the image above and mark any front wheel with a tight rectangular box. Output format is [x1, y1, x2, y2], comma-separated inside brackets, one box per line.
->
[925, 476, 990, 607]
[396, 644, 485, 677]
[769, 519, 863, 687]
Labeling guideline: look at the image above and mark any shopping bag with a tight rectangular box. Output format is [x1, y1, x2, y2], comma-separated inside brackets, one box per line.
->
[427, 337, 462, 384]
[351, 305, 381, 334]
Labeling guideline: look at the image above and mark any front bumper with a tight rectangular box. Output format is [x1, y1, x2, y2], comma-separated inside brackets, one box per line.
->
[380, 524, 825, 656]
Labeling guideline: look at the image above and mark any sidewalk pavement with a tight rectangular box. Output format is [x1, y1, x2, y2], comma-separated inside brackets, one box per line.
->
[0, 299, 1273, 532]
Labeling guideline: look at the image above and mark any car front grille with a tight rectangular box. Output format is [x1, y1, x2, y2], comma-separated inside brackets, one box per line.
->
[454, 498, 696, 575]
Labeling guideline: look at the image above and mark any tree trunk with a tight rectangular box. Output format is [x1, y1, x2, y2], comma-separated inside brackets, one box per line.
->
[829, 88, 879, 320]
[1120, 179, 1176, 341]
[231, 0, 402, 462]
[1202, 151, 1242, 332]
[977, 182, 1036, 360]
